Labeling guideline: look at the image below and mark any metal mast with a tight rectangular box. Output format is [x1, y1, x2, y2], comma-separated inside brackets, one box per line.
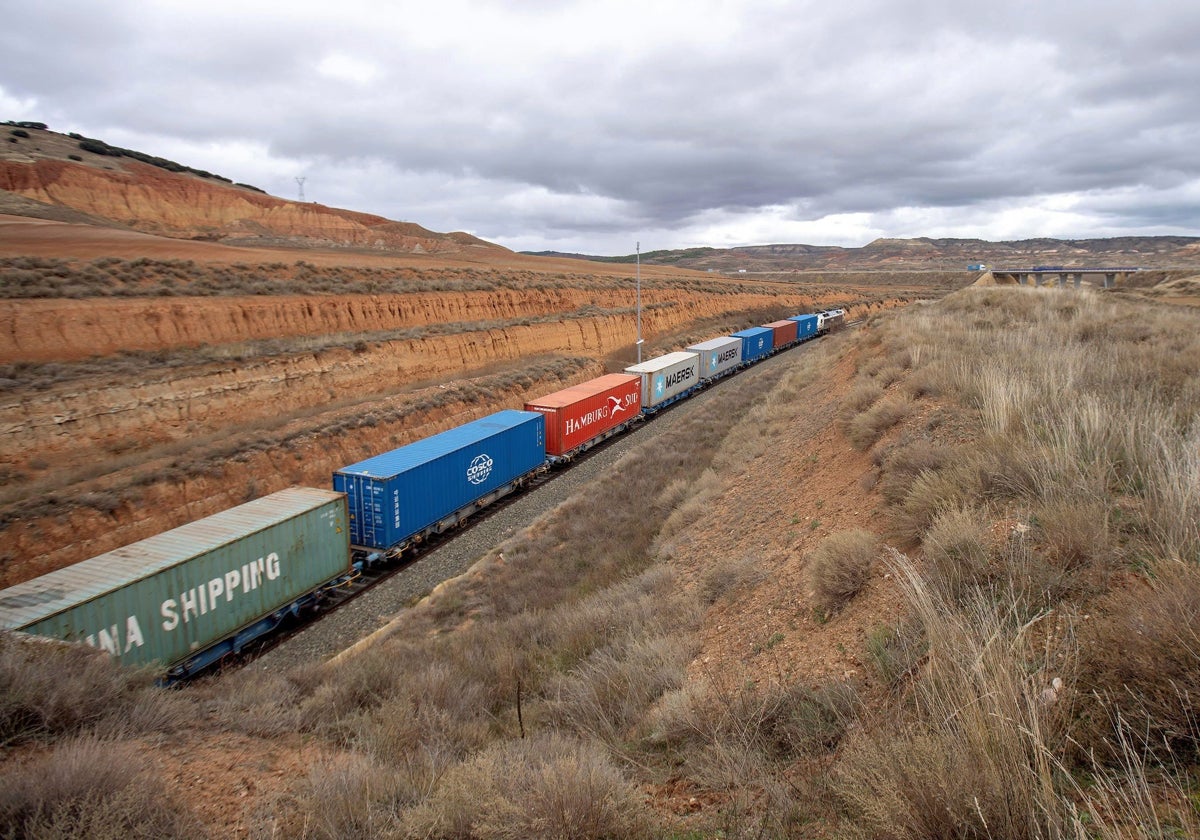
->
[636, 242, 643, 364]
[295, 177, 306, 202]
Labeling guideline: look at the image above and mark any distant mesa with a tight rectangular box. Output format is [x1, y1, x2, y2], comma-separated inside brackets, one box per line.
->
[525, 235, 1200, 272]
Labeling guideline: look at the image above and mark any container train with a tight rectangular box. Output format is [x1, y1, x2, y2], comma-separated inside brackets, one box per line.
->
[0, 309, 845, 680]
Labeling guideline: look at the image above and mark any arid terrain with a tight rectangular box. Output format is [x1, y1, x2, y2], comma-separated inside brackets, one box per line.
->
[4, 125, 1200, 838]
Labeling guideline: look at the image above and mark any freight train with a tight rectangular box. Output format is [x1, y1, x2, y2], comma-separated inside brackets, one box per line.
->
[0, 309, 844, 680]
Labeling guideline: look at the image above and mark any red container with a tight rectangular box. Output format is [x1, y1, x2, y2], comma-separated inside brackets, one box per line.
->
[763, 319, 799, 348]
[525, 374, 642, 456]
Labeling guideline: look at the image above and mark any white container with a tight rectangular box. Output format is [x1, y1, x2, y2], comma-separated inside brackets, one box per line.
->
[624, 351, 701, 409]
[687, 336, 743, 381]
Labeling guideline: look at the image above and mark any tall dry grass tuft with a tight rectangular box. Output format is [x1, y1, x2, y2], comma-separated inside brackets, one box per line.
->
[834, 549, 1078, 839]
[1075, 559, 1200, 765]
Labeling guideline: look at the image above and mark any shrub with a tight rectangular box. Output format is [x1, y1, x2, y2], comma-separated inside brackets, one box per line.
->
[400, 734, 650, 839]
[700, 553, 766, 604]
[845, 396, 912, 450]
[877, 437, 950, 506]
[1075, 559, 1200, 764]
[544, 634, 694, 745]
[0, 633, 158, 744]
[0, 737, 200, 838]
[807, 529, 880, 617]
[920, 507, 993, 602]
[278, 753, 403, 840]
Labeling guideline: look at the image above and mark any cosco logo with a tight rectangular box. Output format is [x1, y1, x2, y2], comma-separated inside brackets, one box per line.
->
[467, 453, 494, 485]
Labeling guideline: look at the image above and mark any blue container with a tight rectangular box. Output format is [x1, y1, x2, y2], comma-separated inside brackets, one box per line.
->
[333, 410, 546, 550]
[731, 327, 774, 363]
[789, 314, 819, 339]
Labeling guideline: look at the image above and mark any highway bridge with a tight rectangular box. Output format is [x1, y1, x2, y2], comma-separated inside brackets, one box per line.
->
[988, 267, 1141, 289]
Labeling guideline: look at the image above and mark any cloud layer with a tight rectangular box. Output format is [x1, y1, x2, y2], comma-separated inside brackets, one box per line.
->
[4, 0, 1198, 253]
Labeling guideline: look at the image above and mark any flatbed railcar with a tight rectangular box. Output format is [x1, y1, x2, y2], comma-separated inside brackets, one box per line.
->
[1, 308, 840, 679]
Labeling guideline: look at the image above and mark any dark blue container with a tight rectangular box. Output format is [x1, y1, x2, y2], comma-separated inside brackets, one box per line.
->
[731, 327, 774, 363]
[333, 410, 546, 550]
[789, 314, 819, 339]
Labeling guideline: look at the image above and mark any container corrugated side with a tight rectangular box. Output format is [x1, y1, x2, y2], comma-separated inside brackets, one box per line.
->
[525, 374, 641, 456]
[764, 319, 799, 348]
[333, 410, 546, 550]
[687, 336, 743, 381]
[624, 351, 701, 408]
[731, 327, 774, 363]
[0, 488, 350, 669]
[789, 314, 818, 338]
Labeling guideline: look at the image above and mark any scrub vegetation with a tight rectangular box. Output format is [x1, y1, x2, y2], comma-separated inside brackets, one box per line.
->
[0, 255, 879, 300]
[3, 285, 1200, 837]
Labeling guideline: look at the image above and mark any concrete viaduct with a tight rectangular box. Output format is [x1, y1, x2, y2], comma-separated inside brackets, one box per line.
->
[988, 267, 1141, 289]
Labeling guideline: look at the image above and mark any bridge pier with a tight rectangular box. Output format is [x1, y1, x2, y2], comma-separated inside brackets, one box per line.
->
[1057, 273, 1068, 289]
[1034, 273, 1044, 287]
[1104, 273, 1115, 289]
[1073, 273, 1082, 289]
[1017, 273, 1028, 286]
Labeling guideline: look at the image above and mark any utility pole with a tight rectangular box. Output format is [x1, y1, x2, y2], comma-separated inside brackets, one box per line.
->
[636, 241, 643, 364]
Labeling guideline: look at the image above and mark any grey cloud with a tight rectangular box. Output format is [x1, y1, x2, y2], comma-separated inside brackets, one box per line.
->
[3, 0, 1199, 252]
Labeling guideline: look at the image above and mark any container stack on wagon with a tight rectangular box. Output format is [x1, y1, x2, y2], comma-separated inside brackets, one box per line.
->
[625, 350, 702, 412]
[789, 313, 819, 340]
[524, 373, 642, 463]
[0, 487, 350, 679]
[731, 326, 774, 364]
[763, 319, 800, 351]
[333, 409, 546, 561]
[686, 336, 744, 383]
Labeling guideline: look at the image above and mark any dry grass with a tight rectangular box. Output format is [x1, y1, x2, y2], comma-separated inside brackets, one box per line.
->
[807, 529, 881, 618]
[399, 734, 651, 839]
[0, 737, 201, 838]
[839, 287, 1200, 835]
[0, 633, 178, 745]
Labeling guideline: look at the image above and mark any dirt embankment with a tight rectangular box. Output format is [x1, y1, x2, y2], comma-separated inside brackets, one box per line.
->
[2, 290, 820, 463]
[2, 288, 735, 363]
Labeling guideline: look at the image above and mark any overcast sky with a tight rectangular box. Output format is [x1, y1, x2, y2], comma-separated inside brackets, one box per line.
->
[3, 0, 1199, 254]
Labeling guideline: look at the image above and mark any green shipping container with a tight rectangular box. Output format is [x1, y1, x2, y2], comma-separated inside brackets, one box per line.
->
[0, 487, 349, 671]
